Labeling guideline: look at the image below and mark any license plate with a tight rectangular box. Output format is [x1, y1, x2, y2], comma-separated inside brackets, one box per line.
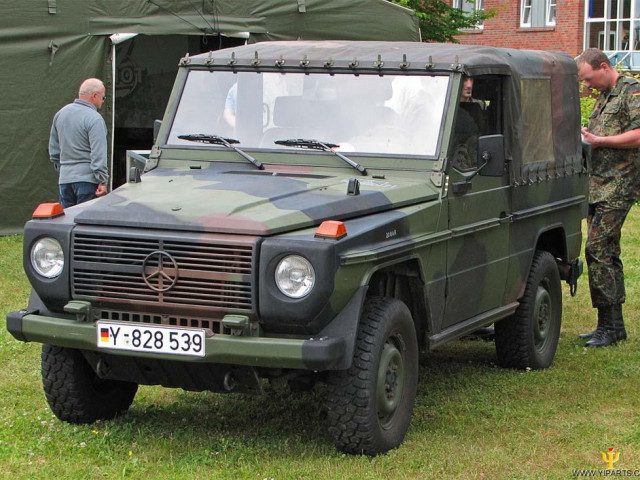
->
[96, 322, 206, 357]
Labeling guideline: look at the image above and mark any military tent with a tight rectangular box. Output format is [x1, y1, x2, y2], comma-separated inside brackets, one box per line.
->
[0, 0, 419, 234]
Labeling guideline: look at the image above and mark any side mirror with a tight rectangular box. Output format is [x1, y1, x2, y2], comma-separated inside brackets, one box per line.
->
[153, 119, 162, 144]
[477, 134, 505, 177]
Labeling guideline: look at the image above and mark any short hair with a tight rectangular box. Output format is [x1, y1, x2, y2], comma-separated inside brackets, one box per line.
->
[576, 48, 611, 70]
[78, 78, 105, 96]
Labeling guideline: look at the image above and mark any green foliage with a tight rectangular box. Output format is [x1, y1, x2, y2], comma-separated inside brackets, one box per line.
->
[390, 0, 494, 42]
[580, 96, 596, 127]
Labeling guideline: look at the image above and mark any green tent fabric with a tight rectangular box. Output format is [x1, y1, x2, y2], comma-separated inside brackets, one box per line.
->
[0, 1, 419, 234]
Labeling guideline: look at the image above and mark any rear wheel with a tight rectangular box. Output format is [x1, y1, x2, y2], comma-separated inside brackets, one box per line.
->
[495, 250, 562, 369]
[326, 297, 419, 455]
[42, 344, 138, 423]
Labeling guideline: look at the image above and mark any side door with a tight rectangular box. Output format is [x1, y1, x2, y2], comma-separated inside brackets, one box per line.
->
[442, 76, 511, 327]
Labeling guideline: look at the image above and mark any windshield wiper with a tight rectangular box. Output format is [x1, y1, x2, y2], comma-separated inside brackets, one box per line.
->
[178, 134, 263, 170]
[274, 139, 367, 176]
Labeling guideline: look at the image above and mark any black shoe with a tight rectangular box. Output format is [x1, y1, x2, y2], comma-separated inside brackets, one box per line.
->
[583, 305, 621, 346]
[585, 329, 617, 347]
[578, 329, 597, 339]
[610, 305, 627, 342]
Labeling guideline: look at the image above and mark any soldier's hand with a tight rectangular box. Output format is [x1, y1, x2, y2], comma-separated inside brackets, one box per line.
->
[581, 127, 600, 148]
[95, 184, 108, 197]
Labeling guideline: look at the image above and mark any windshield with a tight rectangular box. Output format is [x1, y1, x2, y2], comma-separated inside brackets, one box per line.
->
[167, 70, 450, 157]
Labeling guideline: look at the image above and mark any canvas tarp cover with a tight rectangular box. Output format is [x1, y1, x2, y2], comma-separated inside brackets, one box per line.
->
[188, 41, 582, 174]
[0, 1, 419, 234]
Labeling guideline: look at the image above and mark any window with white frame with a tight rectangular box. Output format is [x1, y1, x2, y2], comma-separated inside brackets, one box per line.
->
[455, 0, 484, 29]
[584, 0, 636, 53]
[547, 0, 556, 26]
[520, 0, 556, 28]
[455, 0, 483, 14]
[521, 0, 532, 27]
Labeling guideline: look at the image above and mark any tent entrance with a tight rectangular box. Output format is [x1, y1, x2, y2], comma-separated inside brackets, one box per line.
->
[111, 34, 246, 187]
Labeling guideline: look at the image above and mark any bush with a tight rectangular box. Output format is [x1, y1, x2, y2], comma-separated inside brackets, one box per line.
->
[580, 96, 596, 127]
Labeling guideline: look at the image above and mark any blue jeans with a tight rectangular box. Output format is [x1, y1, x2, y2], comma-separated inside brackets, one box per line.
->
[59, 182, 97, 208]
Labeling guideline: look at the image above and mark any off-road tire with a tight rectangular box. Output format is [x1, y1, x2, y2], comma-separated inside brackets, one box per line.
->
[42, 344, 138, 423]
[325, 297, 419, 456]
[495, 250, 562, 369]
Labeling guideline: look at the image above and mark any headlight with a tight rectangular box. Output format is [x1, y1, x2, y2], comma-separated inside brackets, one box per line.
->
[30, 237, 64, 278]
[275, 255, 315, 298]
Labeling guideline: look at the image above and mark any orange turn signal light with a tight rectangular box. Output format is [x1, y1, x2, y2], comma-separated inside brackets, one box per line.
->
[315, 220, 347, 239]
[32, 202, 64, 219]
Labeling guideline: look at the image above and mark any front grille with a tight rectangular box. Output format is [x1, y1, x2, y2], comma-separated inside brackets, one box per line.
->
[72, 228, 256, 316]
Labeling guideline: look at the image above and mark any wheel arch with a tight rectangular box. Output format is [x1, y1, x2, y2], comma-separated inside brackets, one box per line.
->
[534, 223, 568, 262]
[365, 257, 429, 348]
[504, 223, 568, 307]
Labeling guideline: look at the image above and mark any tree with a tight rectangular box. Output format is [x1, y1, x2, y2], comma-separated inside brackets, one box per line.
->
[390, 0, 494, 43]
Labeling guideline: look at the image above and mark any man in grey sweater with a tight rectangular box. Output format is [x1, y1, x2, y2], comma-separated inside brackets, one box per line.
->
[49, 78, 109, 207]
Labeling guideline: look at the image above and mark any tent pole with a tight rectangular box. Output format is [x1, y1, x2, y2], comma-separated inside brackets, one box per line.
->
[108, 33, 138, 191]
[110, 41, 116, 192]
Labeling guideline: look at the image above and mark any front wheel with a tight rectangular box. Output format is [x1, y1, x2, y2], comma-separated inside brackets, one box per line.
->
[495, 250, 562, 369]
[42, 344, 138, 424]
[325, 297, 419, 455]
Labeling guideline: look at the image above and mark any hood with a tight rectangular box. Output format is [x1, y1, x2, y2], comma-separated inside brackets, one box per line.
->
[72, 165, 439, 235]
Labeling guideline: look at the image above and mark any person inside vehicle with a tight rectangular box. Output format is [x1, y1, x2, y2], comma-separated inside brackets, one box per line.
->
[451, 75, 482, 171]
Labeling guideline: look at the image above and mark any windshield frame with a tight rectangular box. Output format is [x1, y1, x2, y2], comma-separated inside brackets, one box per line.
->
[161, 66, 453, 169]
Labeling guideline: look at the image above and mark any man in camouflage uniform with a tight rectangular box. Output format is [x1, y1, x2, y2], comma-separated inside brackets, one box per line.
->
[577, 48, 640, 347]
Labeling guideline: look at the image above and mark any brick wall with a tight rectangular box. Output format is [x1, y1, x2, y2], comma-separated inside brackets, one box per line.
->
[453, 0, 584, 57]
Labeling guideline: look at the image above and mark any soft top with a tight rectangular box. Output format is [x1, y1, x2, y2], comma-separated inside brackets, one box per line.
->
[185, 40, 576, 78]
[184, 41, 581, 176]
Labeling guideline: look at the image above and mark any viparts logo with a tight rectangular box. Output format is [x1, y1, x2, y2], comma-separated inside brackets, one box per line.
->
[603, 448, 621, 470]
[572, 448, 640, 477]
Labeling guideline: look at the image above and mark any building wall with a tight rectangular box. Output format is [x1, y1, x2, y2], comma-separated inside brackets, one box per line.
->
[453, 0, 584, 57]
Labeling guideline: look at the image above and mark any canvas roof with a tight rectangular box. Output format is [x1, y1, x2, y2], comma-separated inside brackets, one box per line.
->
[185, 40, 581, 172]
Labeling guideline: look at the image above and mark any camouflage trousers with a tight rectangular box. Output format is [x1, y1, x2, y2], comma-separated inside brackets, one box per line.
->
[585, 201, 633, 308]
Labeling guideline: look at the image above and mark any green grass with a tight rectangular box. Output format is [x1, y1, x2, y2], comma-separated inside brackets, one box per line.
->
[1, 212, 639, 479]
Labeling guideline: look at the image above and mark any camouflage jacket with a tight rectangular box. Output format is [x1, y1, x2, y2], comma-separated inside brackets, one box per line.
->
[588, 75, 640, 204]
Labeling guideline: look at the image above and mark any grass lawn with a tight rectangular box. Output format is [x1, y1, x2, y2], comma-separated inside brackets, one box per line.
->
[1, 210, 639, 479]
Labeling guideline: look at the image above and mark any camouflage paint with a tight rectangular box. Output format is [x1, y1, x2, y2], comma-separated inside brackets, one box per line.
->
[7, 41, 587, 383]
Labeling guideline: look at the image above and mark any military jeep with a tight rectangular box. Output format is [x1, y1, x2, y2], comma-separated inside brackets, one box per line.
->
[7, 41, 588, 455]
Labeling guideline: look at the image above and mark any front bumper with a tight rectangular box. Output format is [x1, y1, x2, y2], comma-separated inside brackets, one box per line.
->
[6, 309, 345, 371]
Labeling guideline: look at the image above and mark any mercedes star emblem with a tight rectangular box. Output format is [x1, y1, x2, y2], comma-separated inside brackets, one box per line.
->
[142, 251, 179, 292]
